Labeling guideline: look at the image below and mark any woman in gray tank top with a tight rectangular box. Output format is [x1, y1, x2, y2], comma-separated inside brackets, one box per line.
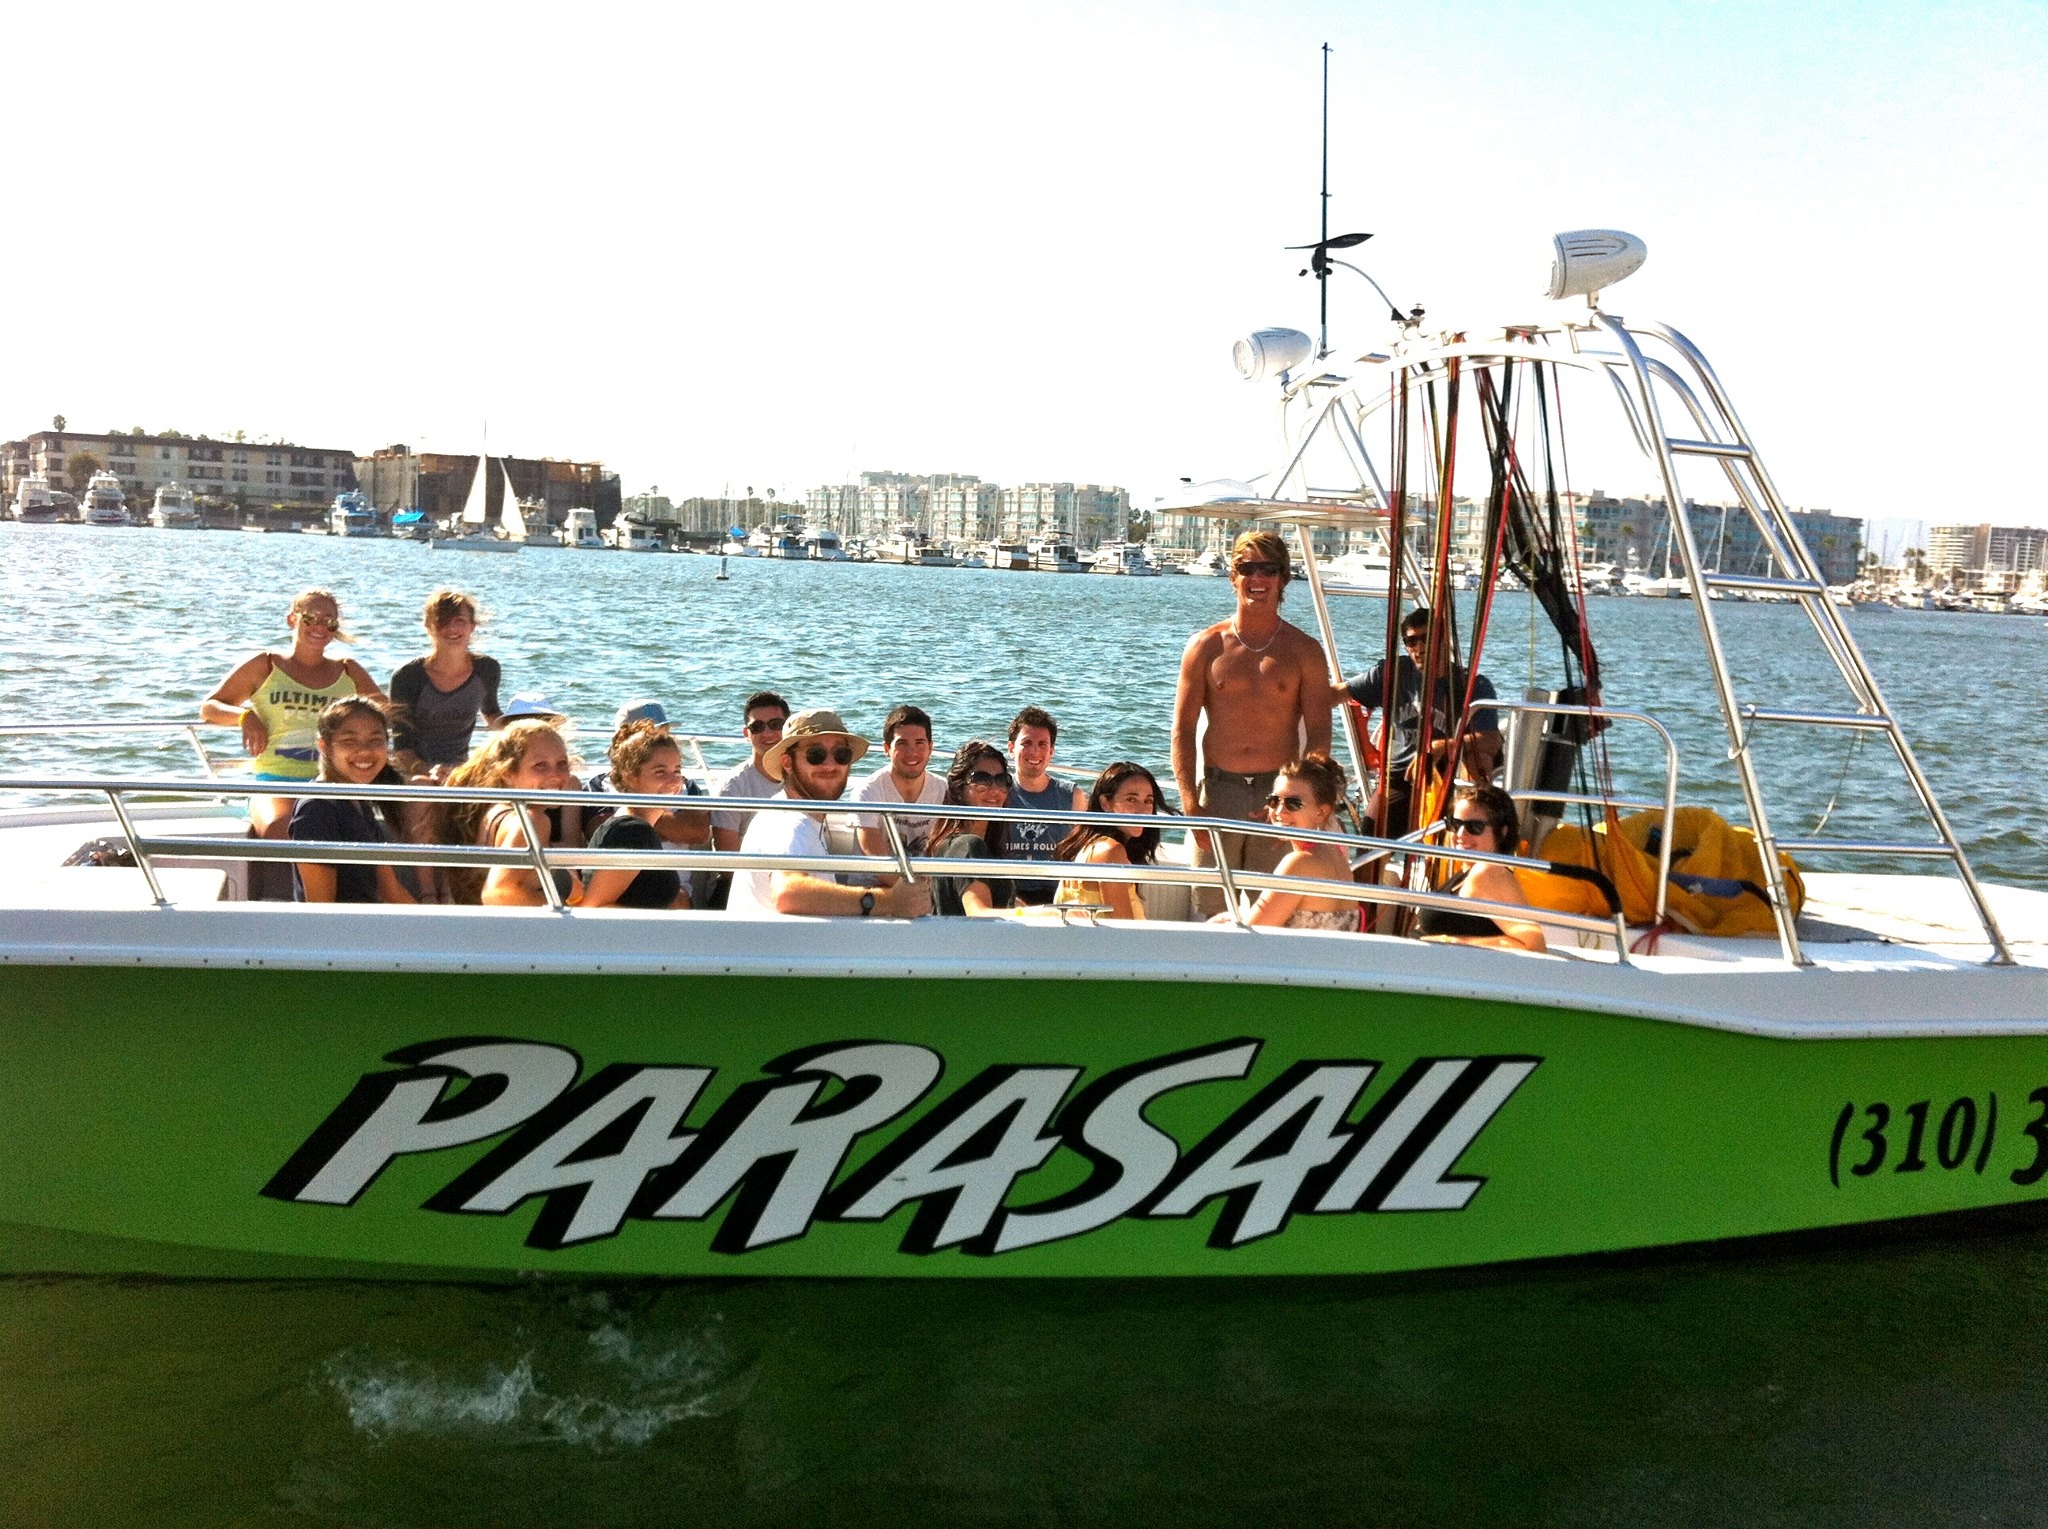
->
[388, 588, 505, 778]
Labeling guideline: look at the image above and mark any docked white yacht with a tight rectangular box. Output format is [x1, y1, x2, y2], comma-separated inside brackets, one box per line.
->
[1028, 538, 1090, 573]
[80, 470, 129, 526]
[607, 512, 664, 552]
[1184, 547, 1230, 577]
[876, 526, 948, 565]
[149, 484, 202, 529]
[12, 473, 60, 523]
[328, 490, 380, 538]
[979, 542, 1031, 571]
[1577, 559, 1625, 595]
[558, 507, 604, 549]
[1317, 547, 1393, 594]
[1090, 541, 1159, 576]
[802, 527, 849, 561]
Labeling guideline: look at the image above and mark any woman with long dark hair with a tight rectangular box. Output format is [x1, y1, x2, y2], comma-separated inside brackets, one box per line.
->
[287, 697, 415, 905]
[1052, 761, 1162, 920]
[1418, 784, 1546, 952]
[925, 740, 1019, 916]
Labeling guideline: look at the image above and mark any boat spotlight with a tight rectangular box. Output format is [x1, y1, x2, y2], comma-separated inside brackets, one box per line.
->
[1544, 229, 1648, 303]
[1233, 328, 1314, 382]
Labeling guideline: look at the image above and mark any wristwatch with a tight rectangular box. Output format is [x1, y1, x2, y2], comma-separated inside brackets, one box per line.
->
[859, 891, 876, 917]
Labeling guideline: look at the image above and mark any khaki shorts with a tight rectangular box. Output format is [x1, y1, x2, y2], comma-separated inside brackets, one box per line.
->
[1190, 766, 1284, 914]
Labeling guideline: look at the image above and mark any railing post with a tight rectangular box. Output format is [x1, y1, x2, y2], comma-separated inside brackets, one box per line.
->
[104, 788, 170, 908]
[1206, 824, 1248, 926]
[508, 795, 567, 911]
[878, 813, 917, 882]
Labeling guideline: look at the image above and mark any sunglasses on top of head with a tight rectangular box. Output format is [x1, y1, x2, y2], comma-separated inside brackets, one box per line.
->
[802, 744, 855, 767]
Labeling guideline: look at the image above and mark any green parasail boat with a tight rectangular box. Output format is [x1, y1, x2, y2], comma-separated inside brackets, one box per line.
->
[1, 229, 2042, 1281]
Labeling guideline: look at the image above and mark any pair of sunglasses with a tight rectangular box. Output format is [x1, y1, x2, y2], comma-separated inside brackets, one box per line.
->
[1264, 793, 1310, 813]
[745, 716, 787, 735]
[1234, 560, 1283, 578]
[969, 770, 1012, 788]
[298, 612, 342, 630]
[802, 745, 855, 766]
[1446, 815, 1497, 835]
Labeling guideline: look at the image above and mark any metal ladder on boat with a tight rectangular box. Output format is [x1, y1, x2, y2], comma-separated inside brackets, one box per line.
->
[1594, 314, 2012, 966]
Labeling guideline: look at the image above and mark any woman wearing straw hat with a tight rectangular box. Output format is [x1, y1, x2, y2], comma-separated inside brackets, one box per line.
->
[726, 709, 932, 919]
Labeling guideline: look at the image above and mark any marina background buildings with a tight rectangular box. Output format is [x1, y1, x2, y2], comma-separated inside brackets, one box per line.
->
[352, 447, 620, 533]
[3, 425, 359, 520]
[1926, 523, 2048, 590]
[801, 472, 1131, 547]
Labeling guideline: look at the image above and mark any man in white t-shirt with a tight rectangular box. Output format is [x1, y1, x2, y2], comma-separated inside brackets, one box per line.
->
[711, 689, 791, 853]
[854, 704, 947, 869]
[727, 709, 933, 918]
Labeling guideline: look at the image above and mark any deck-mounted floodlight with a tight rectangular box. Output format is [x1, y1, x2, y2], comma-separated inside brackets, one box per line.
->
[1233, 328, 1314, 382]
[1545, 229, 1648, 304]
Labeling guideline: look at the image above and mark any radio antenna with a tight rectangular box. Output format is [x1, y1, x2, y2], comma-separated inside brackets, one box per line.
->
[1318, 43, 1331, 355]
[1289, 46, 1402, 346]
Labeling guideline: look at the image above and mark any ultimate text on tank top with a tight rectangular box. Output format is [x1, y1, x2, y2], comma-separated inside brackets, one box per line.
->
[248, 659, 359, 779]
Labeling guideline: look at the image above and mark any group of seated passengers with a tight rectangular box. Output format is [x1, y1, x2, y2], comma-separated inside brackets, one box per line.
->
[213, 586, 1543, 948]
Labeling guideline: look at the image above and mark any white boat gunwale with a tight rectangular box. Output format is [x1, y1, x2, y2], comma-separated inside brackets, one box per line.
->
[0, 889, 2041, 1044]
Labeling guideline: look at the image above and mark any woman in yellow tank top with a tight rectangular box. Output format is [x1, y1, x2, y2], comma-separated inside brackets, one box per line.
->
[201, 589, 385, 838]
[1052, 761, 1163, 920]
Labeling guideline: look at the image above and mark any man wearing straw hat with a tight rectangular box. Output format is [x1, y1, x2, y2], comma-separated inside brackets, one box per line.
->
[726, 709, 933, 918]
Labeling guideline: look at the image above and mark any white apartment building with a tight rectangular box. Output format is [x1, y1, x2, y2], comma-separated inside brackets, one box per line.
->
[1928, 523, 2048, 579]
[4, 426, 356, 510]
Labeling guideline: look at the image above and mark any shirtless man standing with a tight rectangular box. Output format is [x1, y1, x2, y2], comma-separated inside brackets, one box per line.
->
[1172, 528, 1333, 915]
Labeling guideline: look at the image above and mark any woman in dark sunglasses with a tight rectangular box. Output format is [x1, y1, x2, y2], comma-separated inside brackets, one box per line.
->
[925, 741, 1019, 916]
[1417, 785, 1546, 951]
[1052, 762, 1163, 920]
[1208, 752, 1357, 931]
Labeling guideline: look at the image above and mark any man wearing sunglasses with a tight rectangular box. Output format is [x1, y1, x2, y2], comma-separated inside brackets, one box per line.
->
[1172, 528, 1333, 917]
[1335, 607, 1502, 836]
[711, 690, 791, 854]
[726, 709, 932, 918]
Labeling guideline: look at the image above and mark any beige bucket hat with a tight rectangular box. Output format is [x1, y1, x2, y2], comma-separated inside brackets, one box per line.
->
[760, 707, 872, 782]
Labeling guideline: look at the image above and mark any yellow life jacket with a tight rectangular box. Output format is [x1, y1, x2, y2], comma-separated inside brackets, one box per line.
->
[1541, 806, 1802, 937]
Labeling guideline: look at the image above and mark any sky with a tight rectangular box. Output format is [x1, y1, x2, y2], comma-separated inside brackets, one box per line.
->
[7, 0, 2045, 536]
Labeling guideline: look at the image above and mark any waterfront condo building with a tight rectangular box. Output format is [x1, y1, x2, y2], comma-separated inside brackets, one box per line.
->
[4, 425, 358, 518]
[1926, 523, 2048, 591]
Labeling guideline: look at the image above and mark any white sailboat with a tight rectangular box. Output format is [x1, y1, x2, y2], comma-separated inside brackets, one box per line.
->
[431, 452, 524, 554]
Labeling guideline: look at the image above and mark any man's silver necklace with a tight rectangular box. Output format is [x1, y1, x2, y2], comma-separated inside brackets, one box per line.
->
[1231, 620, 1280, 655]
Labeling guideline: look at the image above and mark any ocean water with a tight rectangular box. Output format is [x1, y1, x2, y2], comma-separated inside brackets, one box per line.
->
[4, 522, 2048, 1526]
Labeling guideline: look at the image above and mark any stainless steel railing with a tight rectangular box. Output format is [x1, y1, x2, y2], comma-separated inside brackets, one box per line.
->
[1488, 699, 1681, 926]
[0, 772, 1635, 958]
